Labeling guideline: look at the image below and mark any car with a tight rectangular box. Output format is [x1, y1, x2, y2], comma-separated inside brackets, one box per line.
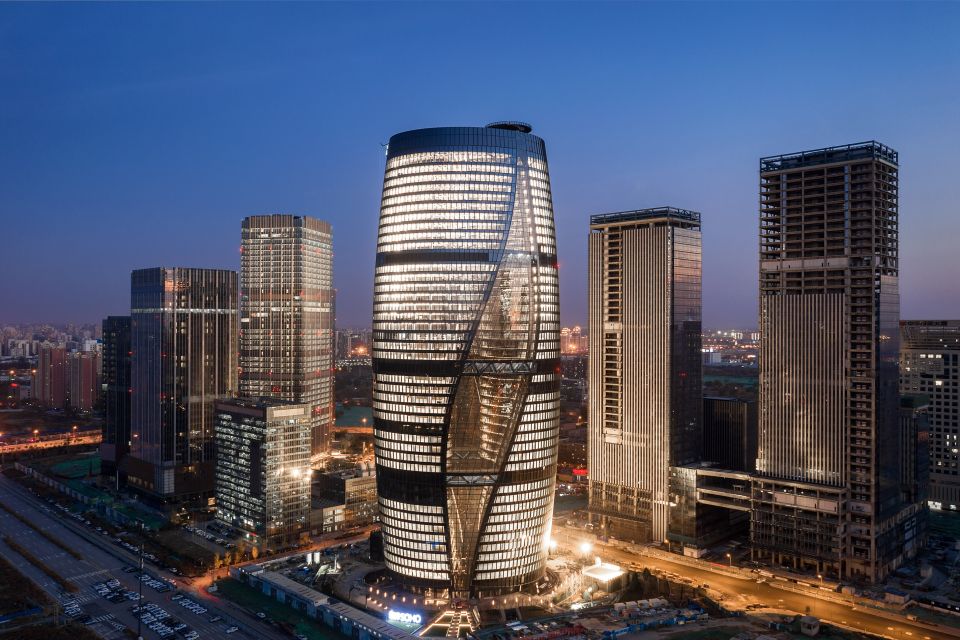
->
[256, 612, 266, 619]
[208, 616, 221, 622]
[172, 594, 183, 601]
[225, 628, 238, 635]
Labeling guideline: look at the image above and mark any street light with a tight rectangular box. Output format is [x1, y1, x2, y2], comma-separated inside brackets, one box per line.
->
[579, 541, 592, 555]
[818, 574, 823, 587]
[726, 553, 732, 567]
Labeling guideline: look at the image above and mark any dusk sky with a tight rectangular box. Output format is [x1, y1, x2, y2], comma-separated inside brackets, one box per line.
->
[2, 2, 959, 329]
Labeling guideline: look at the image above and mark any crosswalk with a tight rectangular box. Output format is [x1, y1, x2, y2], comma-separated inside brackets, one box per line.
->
[73, 568, 110, 581]
[86, 612, 116, 624]
[60, 592, 98, 605]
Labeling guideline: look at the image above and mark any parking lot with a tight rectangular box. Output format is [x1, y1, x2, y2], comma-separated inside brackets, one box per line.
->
[0, 474, 283, 640]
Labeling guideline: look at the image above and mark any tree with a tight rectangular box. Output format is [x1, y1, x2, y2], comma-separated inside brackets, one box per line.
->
[251, 546, 259, 560]
[212, 553, 221, 570]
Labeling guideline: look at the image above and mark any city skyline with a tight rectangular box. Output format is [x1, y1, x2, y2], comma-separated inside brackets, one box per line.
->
[3, 3, 960, 329]
[0, 4, 957, 638]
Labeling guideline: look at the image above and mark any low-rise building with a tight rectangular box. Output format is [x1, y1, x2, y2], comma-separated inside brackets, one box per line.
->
[214, 398, 312, 549]
[311, 466, 377, 533]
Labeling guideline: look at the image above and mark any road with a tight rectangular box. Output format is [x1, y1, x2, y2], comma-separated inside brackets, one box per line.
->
[0, 430, 100, 453]
[554, 526, 955, 640]
[0, 474, 288, 640]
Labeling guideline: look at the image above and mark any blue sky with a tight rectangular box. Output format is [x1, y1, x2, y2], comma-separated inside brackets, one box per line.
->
[2, 1, 959, 329]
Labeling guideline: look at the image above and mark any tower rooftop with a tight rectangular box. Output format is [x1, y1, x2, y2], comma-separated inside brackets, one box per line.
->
[760, 141, 897, 173]
[590, 206, 701, 227]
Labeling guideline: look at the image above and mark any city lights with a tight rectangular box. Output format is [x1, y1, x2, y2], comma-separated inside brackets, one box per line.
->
[373, 123, 560, 597]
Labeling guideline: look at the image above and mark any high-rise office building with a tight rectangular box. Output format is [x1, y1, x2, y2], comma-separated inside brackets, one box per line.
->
[755, 142, 918, 581]
[240, 215, 334, 456]
[587, 208, 703, 544]
[101, 316, 131, 480]
[214, 398, 312, 549]
[127, 268, 238, 506]
[33, 345, 67, 407]
[901, 320, 960, 509]
[372, 123, 560, 599]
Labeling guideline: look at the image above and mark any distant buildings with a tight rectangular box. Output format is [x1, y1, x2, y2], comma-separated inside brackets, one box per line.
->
[67, 350, 100, 411]
[560, 326, 588, 354]
[100, 315, 131, 480]
[587, 207, 703, 544]
[372, 122, 560, 598]
[755, 141, 922, 581]
[33, 345, 67, 407]
[32, 344, 100, 411]
[901, 320, 960, 509]
[335, 329, 372, 362]
[127, 267, 238, 507]
[240, 215, 335, 456]
[214, 398, 312, 549]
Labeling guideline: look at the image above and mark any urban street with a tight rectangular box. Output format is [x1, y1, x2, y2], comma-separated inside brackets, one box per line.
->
[553, 525, 951, 640]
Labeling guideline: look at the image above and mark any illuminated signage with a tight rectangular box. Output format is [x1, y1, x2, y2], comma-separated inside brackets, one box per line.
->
[388, 610, 422, 625]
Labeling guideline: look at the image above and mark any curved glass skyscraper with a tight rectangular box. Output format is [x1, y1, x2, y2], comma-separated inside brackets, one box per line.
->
[373, 123, 560, 599]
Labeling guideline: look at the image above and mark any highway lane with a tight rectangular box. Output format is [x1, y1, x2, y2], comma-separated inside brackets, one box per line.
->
[0, 474, 284, 640]
[554, 526, 953, 640]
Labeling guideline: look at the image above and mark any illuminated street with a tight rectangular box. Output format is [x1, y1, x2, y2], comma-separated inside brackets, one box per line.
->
[554, 525, 955, 640]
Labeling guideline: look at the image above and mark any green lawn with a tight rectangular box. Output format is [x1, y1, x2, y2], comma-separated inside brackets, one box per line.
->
[49, 455, 100, 479]
[215, 578, 351, 640]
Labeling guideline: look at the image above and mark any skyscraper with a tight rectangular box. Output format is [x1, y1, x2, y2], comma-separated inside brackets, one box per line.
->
[901, 320, 960, 509]
[101, 315, 131, 480]
[755, 142, 913, 581]
[127, 268, 238, 506]
[587, 208, 703, 544]
[240, 215, 334, 455]
[214, 398, 312, 549]
[372, 123, 560, 599]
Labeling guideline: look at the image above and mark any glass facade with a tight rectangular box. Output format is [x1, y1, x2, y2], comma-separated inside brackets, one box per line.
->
[101, 315, 131, 478]
[128, 267, 238, 501]
[240, 215, 334, 456]
[372, 123, 560, 598]
[214, 399, 312, 549]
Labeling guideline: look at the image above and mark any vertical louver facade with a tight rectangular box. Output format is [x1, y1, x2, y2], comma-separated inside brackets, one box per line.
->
[755, 142, 906, 581]
[587, 208, 702, 544]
